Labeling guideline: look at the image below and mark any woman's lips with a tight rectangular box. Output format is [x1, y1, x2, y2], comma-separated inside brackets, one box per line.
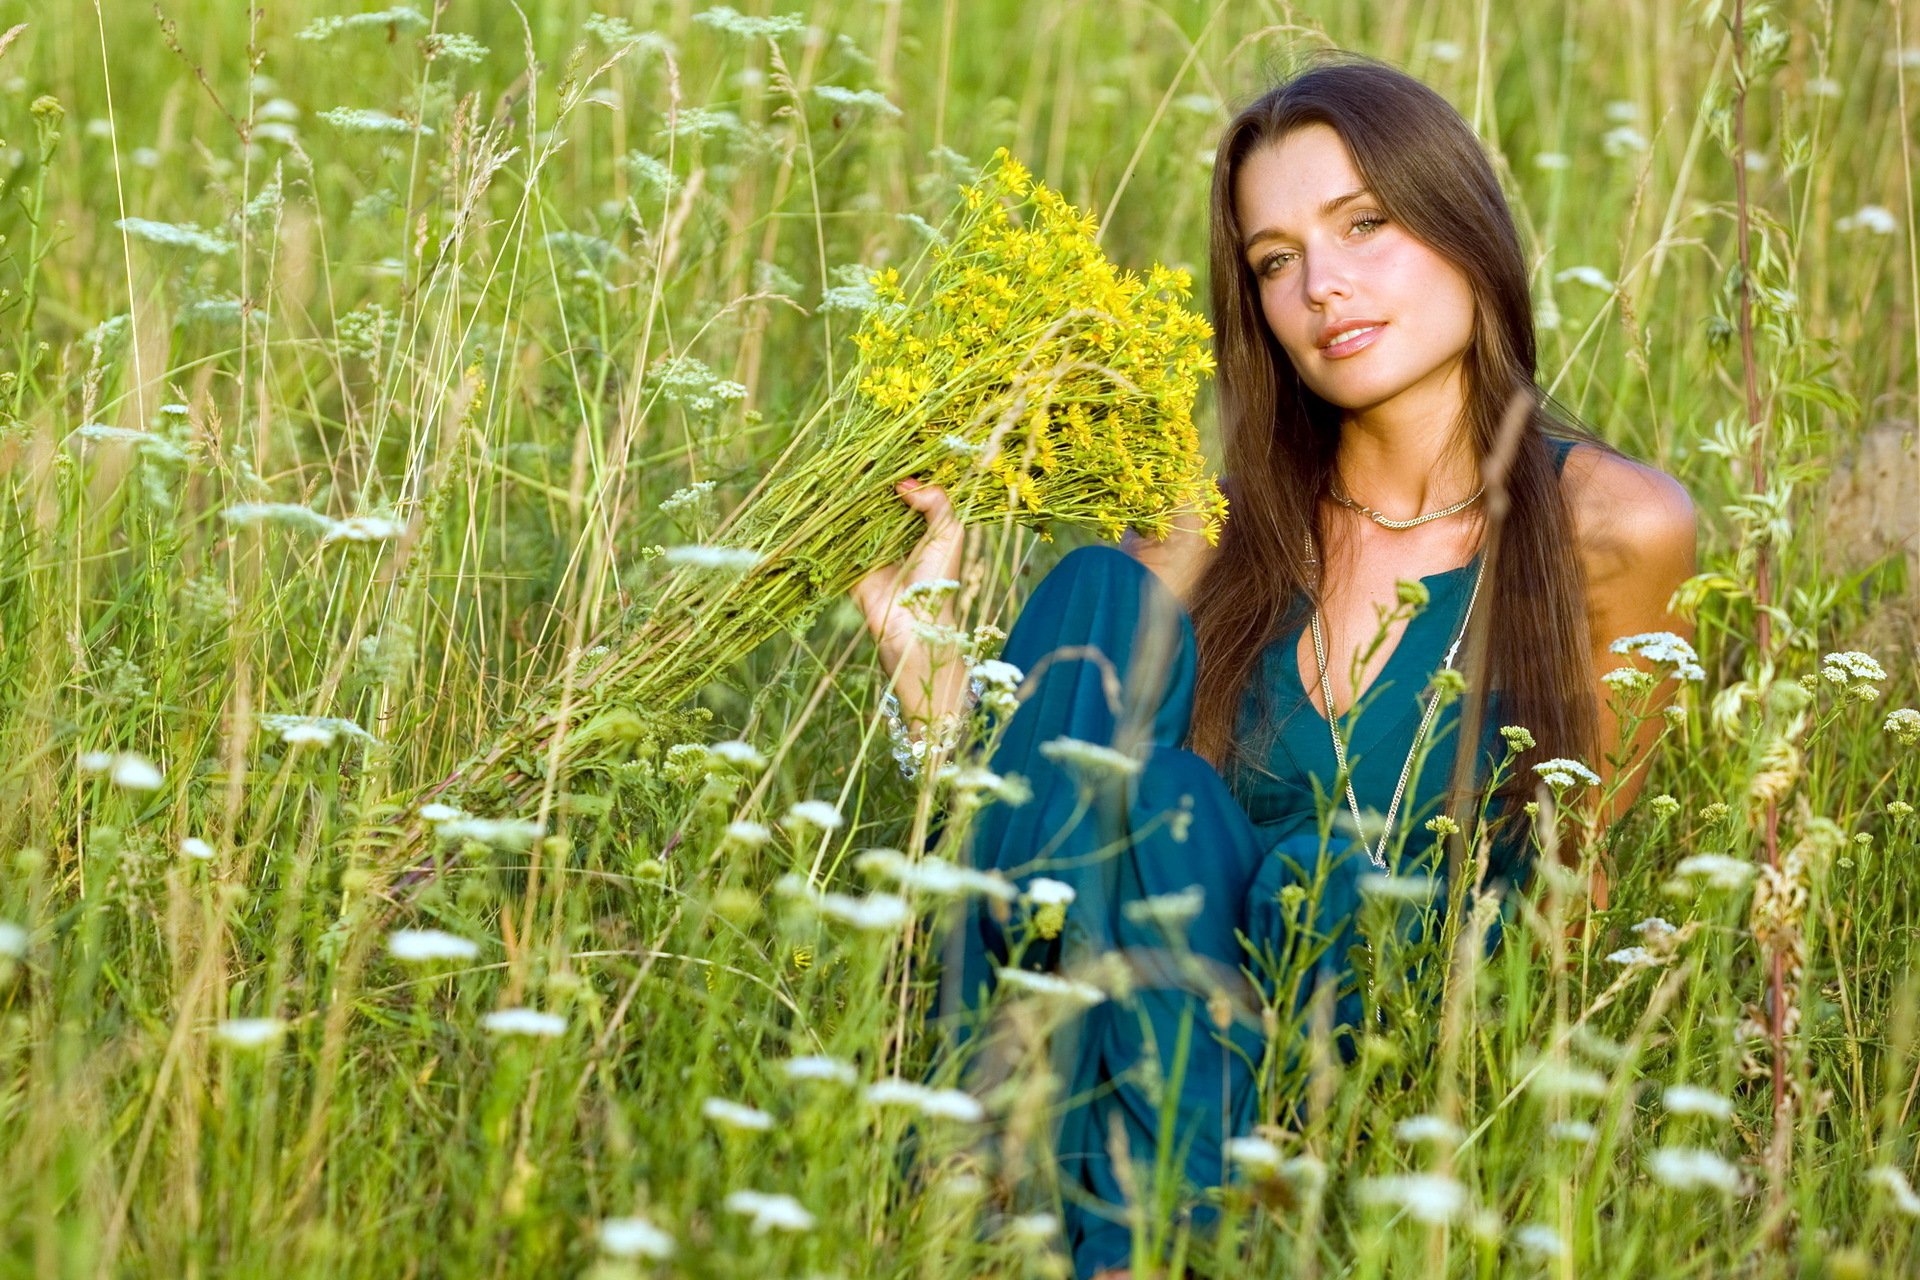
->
[1319, 322, 1385, 359]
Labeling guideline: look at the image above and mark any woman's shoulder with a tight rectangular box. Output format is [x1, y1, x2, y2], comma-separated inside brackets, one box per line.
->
[1557, 441, 1697, 593]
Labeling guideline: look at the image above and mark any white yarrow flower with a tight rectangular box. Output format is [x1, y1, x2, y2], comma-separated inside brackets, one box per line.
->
[1529, 1063, 1610, 1099]
[1356, 1172, 1469, 1223]
[180, 836, 216, 860]
[723, 819, 772, 847]
[1646, 1146, 1741, 1193]
[597, 1215, 675, 1259]
[109, 752, 165, 791]
[280, 722, 337, 749]
[862, 1078, 984, 1122]
[387, 928, 482, 962]
[214, 1017, 287, 1049]
[1513, 1223, 1567, 1258]
[1025, 877, 1076, 906]
[481, 1007, 567, 1037]
[437, 817, 544, 849]
[780, 1054, 858, 1085]
[702, 1097, 775, 1132]
[419, 803, 464, 822]
[784, 799, 845, 831]
[709, 740, 767, 770]
[321, 514, 406, 544]
[1630, 915, 1677, 940]
[1225, 1135, 1285, 1175]
[994, 967, 1107, 1005]
[115, 216, 233, 255]
[1837, 204, 1899, 235]
[1039, 735, 1143, 780]
[1606, 945, 1657, 967]
[1533, 757, 1601, 790]
[0, 922, 27, 959]
[817, 891, 912, 932]
[1674, 852, 1755, 889]
[723, 1189, 815, 1234]
[1865, 1165, 1920, 1217]
[1663, 1084, 1734, 1121]
[662, 544, 764, 572]
[1554, 265, 1613, 290]
[1548, 1119, 1597, 1144]
[1394, 1114, 1465, 1146]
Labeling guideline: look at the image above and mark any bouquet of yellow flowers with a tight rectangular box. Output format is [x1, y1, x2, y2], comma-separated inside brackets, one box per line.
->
[387, 149, 1226, 868]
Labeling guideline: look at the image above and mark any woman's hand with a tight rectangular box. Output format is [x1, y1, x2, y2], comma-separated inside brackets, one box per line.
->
[850, 477, 972, 734]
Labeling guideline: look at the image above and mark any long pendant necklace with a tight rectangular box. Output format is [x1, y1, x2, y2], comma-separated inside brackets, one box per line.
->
[1330, 474, 1486, 530]
[1305, 529, 1489, 869]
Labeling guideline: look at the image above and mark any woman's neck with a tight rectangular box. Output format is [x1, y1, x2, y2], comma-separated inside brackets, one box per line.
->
[1334, 374, 1478, 519]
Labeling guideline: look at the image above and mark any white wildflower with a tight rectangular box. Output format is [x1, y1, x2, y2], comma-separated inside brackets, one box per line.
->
[1602, 125, 1648, 156]
[0, 922, 26, 959]
[1606, 945, 1658, 967]
[1548, 1119, 1597, 1144]
[702, 1097, 775, 1132]
[1663, 1084, 1734, 1121]
[1357, 873, 1439, 903]
[1605, 99, 1641, 122]
[1513, 1223, 1566, 1258]
[318, 107, 433, 136]
[437, 817, 544, 849]
[1005, 1212, 1059, 1242]
[723, 820, 772, 848]
[1837, 205, 1899, 235]
[108, 752, 165, 791]
[388, 928, 482, 962]
[862, 1078, 984, 1122]
[723, 1189, 815, 1234]
[709, 740, 767, 771]
[1886, 708, 1920, 746]
[321, 514, 406, 544]
[1646, 1146, 1741, 1193]
[817, 891, 911, 932]
[692, 4, 806, 39]
[1865, 1165, 1920, 1217]
[222, 502, 339, 536]
[812, 84, 902, 117]
[597, 1215, 674, 1259]
[1356, 1172, 1469, 1223]
[1601, 667, 1656, 695]
[1821, 650, 1887, 690]
[180, 837, 215, 860]
[1533, 757, 1601, 790]
[258, 714, 376, 746]
[1674, 852, 1755, 889]
[994, 967, 1107, 1005]
[1225, 1135, 1285, 1175]
[1122, 885, 1205, 929]
[1026, 877, 1075, 906]
[780, 1054, 857, 1085]
[784, 799, 845, 832]
[1421, 39, 1463, 63]
[280, 723, 337, 749]
[480, 1007, 567, 1037]
[1555, 265, 1613, 290]
[1394, 1114, 1464, 1146]
[1533, 151, 1572, 171]
[661, 544, 764, 572]
[419, 803, 464, 822]
[1529, 1063, 1610, 1099]
[115, 217, 232, 255]
[297, 6, 427, 40]
[1630, 915, 1677, 940]
[214, 1017, 287, 1049]
[860, 850, 1017, 901]
[421, 32, 490, 64]
[1039, 735, 1142, 781]
[658, 480, 717, 514]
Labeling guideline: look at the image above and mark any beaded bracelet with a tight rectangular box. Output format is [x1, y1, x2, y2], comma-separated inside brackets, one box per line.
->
[880, 676, 984, 781]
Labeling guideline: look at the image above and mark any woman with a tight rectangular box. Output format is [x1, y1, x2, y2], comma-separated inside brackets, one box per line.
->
[853, 55, 1696, 1279]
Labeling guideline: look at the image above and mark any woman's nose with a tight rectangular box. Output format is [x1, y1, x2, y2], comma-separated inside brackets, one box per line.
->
[1302, 248, 1351, 306]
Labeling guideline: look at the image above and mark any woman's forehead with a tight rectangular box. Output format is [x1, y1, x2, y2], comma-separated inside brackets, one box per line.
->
[1235, 126, 1368, 237]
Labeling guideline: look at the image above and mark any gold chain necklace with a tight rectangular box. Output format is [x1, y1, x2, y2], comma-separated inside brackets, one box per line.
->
[1304, 530, 1488, 869]
[1330, 475, 1486, 530]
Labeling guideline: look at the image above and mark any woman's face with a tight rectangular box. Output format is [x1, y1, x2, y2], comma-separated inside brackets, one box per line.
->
[1233, 123, 1478, 417]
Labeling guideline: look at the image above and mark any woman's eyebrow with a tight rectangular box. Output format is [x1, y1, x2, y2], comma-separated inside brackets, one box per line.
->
[1242, 188, 1374, 253]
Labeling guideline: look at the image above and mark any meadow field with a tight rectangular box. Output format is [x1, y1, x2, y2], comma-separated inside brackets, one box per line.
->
[1, 0, 1917, 1275]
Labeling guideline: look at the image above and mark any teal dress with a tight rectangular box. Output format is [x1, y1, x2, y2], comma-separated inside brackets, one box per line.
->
[936, 440, 1573, 1276]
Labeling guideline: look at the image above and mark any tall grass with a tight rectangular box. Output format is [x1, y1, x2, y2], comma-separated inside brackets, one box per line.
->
[0, 0, 1915, 1275]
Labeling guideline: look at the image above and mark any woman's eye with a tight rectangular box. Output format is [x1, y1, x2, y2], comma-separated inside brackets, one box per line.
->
[1352, 215, 1386, 235]
[1256, 251, 1294, 275]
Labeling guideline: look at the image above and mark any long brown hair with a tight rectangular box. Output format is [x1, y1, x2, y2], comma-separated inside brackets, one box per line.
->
[1187, 53, 1607, 846]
